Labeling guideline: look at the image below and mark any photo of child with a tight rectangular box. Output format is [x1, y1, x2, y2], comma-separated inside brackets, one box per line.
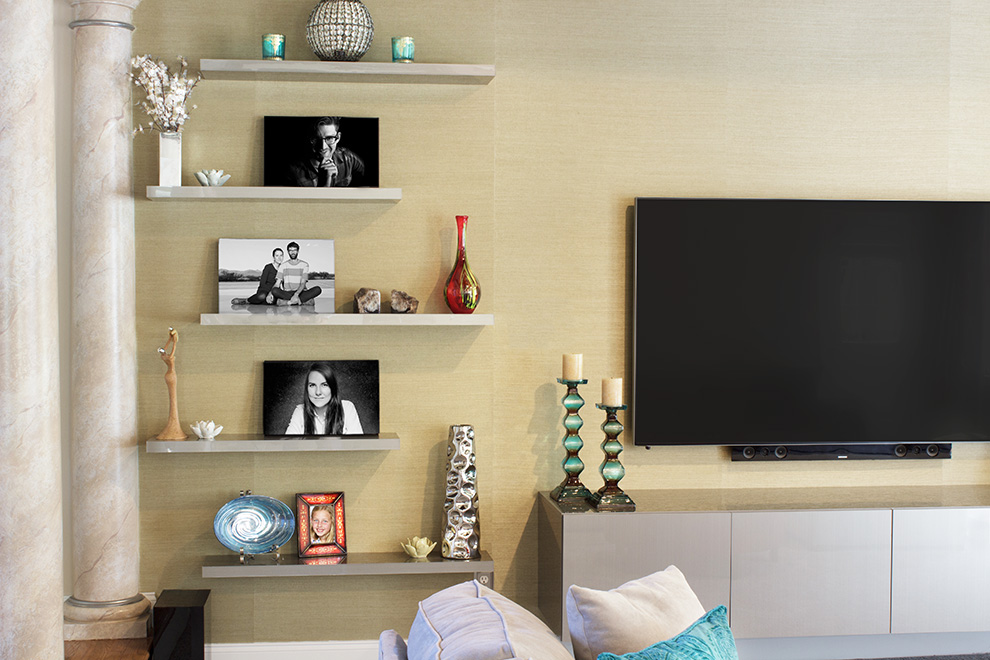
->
[296, 492, 346, 558]
[310, 504, 334, 544]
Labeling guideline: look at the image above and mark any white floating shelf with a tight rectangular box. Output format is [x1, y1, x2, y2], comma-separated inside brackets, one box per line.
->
[199, 59, 495, 85]
[146, 434, 399, 453]
[147, 186, 401, 201]
[199, 313, 494, 326]
[201, 551, 494, 579]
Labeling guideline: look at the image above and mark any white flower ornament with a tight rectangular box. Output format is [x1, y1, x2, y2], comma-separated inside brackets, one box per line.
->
[190, 420, 223, 440]
[195, 170, 231, 186]
[401, 536, 437, 558]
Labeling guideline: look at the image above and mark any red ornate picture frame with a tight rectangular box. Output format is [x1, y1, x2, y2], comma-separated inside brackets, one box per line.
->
[296, 492, 346, 557]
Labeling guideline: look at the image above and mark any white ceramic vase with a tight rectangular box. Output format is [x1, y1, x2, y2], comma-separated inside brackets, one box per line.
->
[159, 131, 182, 187]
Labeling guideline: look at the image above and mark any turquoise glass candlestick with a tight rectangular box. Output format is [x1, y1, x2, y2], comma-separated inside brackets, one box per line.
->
[550, 378, 592, 503]
[587, 404, 635, 512]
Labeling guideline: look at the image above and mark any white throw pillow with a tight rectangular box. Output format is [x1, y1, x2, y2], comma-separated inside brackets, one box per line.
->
[566, 565, 707, 660]
[407, 580, 572, 660]
[379, 629, 408, 660]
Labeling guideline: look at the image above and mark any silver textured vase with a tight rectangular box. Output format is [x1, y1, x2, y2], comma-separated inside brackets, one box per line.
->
[442, 424, 480, 560]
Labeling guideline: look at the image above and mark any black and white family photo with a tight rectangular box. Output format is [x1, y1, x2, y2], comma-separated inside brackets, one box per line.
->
[264, 116, 379, 188]
[263, 360, 380, 437]
[218, 239, 335, 314]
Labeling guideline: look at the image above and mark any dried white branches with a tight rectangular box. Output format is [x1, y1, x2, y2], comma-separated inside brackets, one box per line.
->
[130, 55, 202, 135]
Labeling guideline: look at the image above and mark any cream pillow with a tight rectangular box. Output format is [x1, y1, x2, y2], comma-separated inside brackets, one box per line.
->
[566, 565, 707, 660]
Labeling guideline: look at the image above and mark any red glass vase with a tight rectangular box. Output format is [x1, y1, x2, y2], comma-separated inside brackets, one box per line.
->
[444, 215, 480, 314]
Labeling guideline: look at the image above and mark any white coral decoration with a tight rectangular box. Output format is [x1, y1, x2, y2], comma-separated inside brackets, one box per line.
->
[190, 420, 223, 440]
[130, 55, 201, 135]
[401, 536, 437, 558]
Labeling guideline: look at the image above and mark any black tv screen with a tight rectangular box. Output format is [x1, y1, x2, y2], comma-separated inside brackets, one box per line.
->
[633, 197, 990, 447]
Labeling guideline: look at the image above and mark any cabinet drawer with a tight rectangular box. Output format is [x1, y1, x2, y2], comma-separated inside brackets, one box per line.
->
[730, 510, 892, 638]
[891, 508, 990, 633]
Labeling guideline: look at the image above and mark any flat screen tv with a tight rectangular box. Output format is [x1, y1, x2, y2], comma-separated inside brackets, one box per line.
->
[633, 197, 990, 457]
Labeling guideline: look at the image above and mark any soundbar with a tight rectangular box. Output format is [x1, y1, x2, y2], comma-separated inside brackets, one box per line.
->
[729, 443, 952, 461]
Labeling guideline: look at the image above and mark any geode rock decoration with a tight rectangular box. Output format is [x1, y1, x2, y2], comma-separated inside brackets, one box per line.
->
[306, 0, 374, 62]
[442, 424, 480, 560]
[390, 289, 419, 314]
[354, 287, 380, 313]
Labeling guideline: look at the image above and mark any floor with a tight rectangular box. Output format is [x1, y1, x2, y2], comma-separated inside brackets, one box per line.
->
[64, 637, 150, 660]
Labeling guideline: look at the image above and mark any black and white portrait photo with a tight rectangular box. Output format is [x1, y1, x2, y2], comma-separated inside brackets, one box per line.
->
[264, 116, 379, 188]
[263, 360, 380, 437]
[218, 239, 335, 314]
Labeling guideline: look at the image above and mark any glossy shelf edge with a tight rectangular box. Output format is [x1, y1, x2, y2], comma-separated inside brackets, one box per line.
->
[147, 186, 402, 201]
[199, 313, 494, 326]
[201, 550, 494, 578]
[146, 434, 400, 453]
[199, 59, 495, 84]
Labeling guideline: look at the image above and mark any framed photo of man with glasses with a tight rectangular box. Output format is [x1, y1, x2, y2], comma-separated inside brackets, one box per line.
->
[264, 116, 379, 187]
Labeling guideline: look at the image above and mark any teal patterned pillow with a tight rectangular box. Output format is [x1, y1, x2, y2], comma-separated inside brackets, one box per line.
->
[596, 606, 737, 660]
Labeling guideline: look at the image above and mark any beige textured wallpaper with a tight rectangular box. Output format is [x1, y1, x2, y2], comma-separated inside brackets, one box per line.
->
[133, 0, 990, 643]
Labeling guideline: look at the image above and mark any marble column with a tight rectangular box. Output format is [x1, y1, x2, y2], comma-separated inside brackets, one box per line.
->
[63, 0, 150, 640]
[0, 0, 64, 655]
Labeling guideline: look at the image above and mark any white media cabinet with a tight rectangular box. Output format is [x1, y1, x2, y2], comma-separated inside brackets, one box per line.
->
[538, 487, 990, 660]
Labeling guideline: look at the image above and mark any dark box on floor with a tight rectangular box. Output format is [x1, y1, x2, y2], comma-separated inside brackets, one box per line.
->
[151, 589, 210, 660]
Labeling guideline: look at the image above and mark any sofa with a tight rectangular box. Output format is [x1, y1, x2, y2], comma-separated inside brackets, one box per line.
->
[378, 565, 738, 660]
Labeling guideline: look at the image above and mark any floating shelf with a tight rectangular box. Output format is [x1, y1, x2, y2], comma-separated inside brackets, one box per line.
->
[200, 313, 494, 326]
[199, 59, 495, 85]
[146, 434, 400, 453]
[146, 186, 401, 201]
[201, 550, 494, 581]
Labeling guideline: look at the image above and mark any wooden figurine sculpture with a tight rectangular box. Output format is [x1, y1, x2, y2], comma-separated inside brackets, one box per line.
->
[156, 327, 187, 440]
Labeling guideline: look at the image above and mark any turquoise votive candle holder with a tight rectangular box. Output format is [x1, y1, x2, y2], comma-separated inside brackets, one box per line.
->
[392, 37, 415, 63]
[262, 34, 285, 61]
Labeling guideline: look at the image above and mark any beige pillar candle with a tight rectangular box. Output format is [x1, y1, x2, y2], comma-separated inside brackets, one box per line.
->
[602, 378, 623, 407]
[562, 353, 583, 380]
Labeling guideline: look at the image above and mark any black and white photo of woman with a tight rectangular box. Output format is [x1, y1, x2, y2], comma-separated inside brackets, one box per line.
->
[263, 359, 380, 437]
[285, 362, 363, 435]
